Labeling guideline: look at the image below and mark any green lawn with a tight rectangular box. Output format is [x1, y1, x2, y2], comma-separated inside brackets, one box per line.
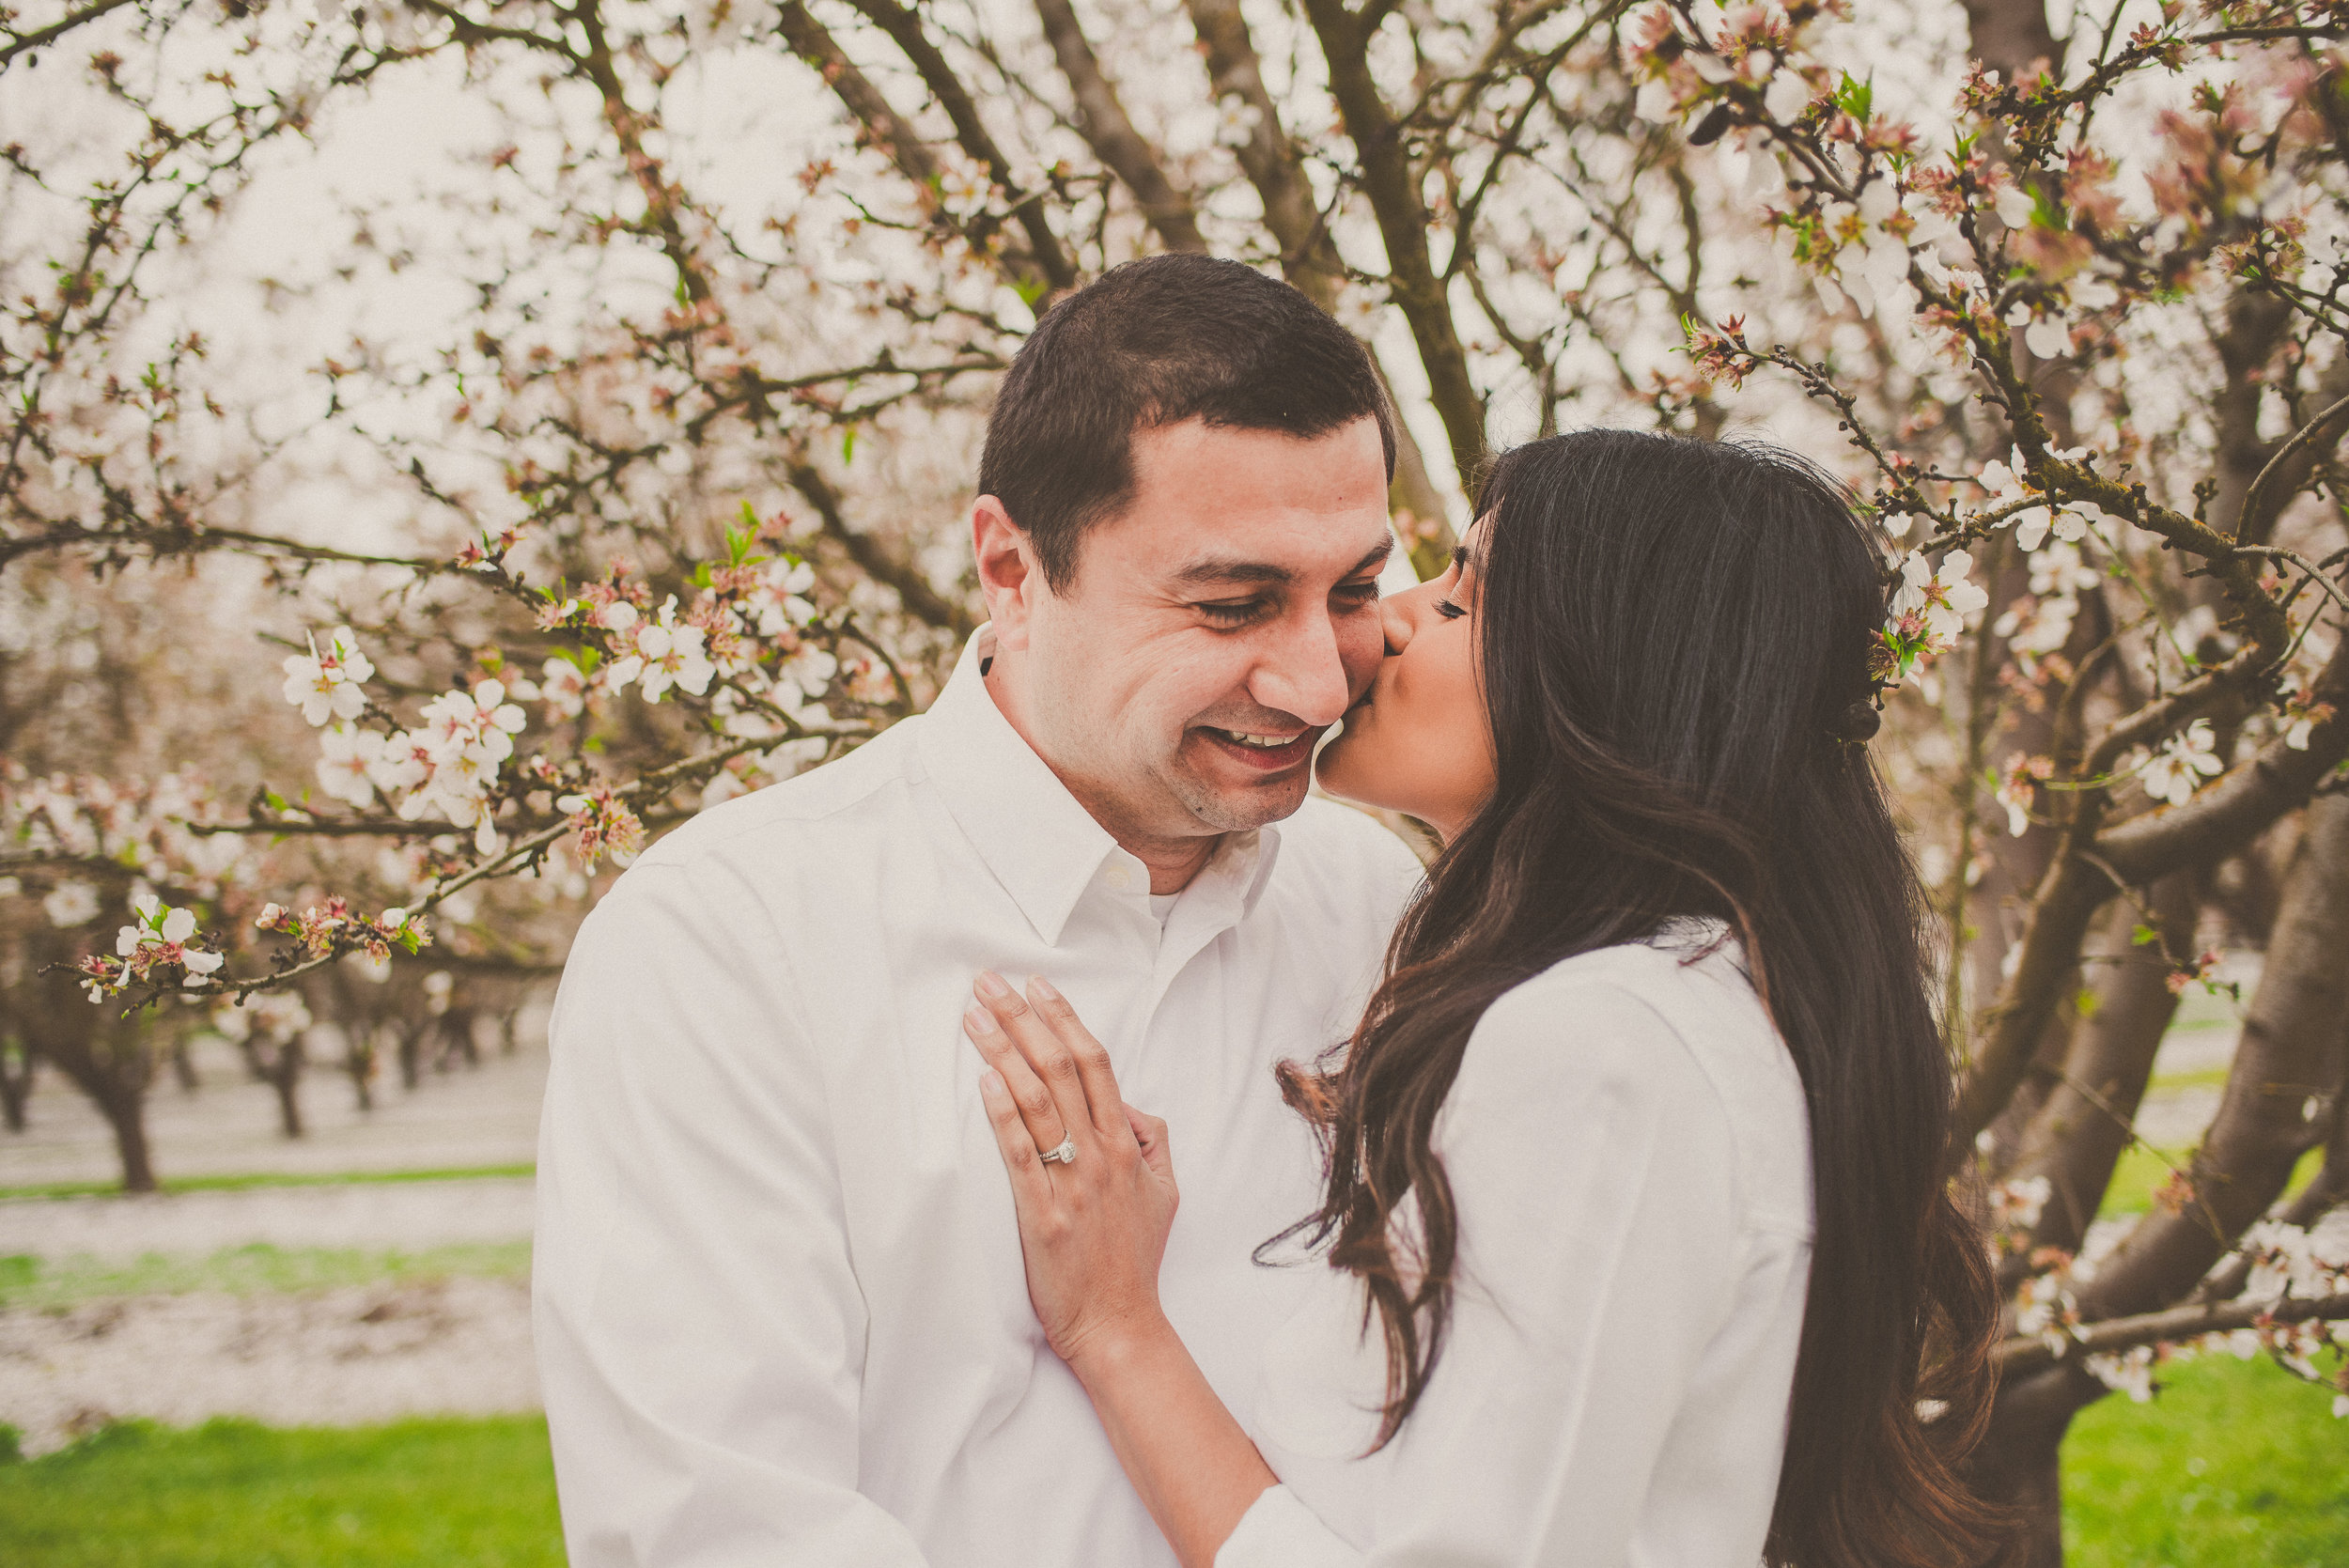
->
[0, 1417, 564, 1568]
[0, 1357, 2340, 1565]
[2063, 1352, 2349, 1567]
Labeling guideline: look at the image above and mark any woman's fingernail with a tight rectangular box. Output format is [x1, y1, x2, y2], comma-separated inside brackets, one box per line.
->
[974, 970, 1010, 1000]
[965, 1002, 997, 1034]
[979, 1065, 1003, 1093]
[1028, 975, 1061, 1002]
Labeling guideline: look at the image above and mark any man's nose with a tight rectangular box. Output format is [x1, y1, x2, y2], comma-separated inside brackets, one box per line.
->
[1250, 604, 1353, 727]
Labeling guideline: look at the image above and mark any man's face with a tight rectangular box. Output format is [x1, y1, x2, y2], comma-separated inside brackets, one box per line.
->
[987, 416, 1393, 844]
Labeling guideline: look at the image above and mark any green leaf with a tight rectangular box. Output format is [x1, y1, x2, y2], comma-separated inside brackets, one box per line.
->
[2132, 923, 2158, 947]
[262, 787, 288, 815]
[1834, 70, 1873, 124]
[840, 426, 858, 465]
[2075, 986, 2101, 1020]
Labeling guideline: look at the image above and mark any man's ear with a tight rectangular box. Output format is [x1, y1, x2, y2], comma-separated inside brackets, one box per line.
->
[972, 495, 1043, 653]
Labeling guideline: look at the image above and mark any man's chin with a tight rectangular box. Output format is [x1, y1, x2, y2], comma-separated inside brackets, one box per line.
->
[1170, 762, 1315, 833]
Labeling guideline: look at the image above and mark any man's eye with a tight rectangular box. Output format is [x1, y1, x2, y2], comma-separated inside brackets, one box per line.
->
[1333, 580, 1381, 609]
[1196, 598, 1269, 626]
[1436, 598, 1468, 620]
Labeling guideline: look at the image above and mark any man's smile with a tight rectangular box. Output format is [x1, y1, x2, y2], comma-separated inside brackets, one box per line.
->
[1194, 725, 1318, 769]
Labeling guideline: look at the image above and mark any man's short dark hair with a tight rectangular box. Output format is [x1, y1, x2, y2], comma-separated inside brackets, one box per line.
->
[978, 255, 1397, 591]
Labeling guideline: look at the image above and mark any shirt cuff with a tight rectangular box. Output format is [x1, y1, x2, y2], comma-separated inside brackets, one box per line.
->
[1216, 1484, 1361, 1568]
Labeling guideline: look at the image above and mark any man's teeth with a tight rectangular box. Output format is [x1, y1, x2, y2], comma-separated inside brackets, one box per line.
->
[1213, 729, 1297, 749]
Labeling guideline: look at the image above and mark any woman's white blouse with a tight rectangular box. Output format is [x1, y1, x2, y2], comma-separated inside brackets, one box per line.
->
[1222, 930, 1814, 1568]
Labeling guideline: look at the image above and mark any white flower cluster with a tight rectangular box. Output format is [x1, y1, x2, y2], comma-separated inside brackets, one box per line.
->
[604, 598, 717, 704]
[1891, 548, 1989, 643]
[2083, 1344, 2157, 1403]
[282, 625, 529, 855]
[281, 628, 375, 726]
[1976, 447, 2121, 552]
[2136, 719, 2225, 808]
[211, 988, 312, 1045]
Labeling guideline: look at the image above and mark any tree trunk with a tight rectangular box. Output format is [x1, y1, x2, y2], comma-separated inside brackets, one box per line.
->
[0, 1037, 32, 1131]
[268, 1038, 305, 1139]
[2079, 789, 2349, 1321]
[349, 1030, 379, 1111]
[1999, 873, 2197, 1282]
[1973, 1361, 2102, 1568]
[1971, 792, 2349, 1560]
[101, 1084, 157, 1193]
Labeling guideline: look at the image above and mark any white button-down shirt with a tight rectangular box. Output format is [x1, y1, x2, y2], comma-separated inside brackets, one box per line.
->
[534, 629, 1424, 1568]
[1218, 932, 1814, 1568]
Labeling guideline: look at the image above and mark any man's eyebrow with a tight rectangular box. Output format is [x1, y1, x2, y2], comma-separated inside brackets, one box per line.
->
[1169, 536, 1394, 590]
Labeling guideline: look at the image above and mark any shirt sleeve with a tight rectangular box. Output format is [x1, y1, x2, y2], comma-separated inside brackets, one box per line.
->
[1219, 972, 1749, 1568]
[533, 853, 930, 1567]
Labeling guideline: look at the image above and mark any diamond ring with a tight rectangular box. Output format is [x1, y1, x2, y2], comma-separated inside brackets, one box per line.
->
[1040, 1136, 1077, 1165]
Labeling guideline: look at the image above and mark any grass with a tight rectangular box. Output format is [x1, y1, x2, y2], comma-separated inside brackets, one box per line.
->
[0, 1417, 563, 1568]
[2099, 1144, 2325, 1219]
[0, 1358, 2337, 1566]
[0, 1163, 535, 1203]
[2064, 1351, 2349, 1567]
[0, 1240, 532, 1311]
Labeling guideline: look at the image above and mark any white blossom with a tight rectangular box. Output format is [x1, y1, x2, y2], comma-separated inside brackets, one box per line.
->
[1763, 70, 1809, 122]
[279, 628, 374, 727]
[316, 725, 386, 807]
[2139, 719, 2225, 806]
[41, 878, 100, 927]
[1893, 550, 1988, 641]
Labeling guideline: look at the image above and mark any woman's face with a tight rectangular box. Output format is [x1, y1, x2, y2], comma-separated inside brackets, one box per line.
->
[1314, 522, 1497, 843]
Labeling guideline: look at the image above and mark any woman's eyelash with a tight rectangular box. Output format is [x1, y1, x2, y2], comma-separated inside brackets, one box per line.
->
[1436, 598, 1468, 620]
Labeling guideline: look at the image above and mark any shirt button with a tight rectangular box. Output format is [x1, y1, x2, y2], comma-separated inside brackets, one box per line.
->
[1106, 865, 1132, 891]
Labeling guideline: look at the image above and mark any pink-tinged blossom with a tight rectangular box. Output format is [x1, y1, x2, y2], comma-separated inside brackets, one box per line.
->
[2277, 676, 2334, 751]
[1892, 549, 1988, 642]
[367, 730, 433, 795]
[749, 557, 818, 639]
[2139, 719, 2224, 806]
[610, 599, 716, 703]
[316, 725, 386, 807]
[94, 893, 225, 999]
[280, 628, 374, 727]
[2083, 1345, 2157, 1403]
[539, 658, 590, 719]
[1993, 757, 2052, 838]
[420, 681, 527, 767]
[555, 786, 646, 870]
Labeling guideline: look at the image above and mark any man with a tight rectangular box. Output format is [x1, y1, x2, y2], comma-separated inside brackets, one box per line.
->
[534, 254, 1426, 1566]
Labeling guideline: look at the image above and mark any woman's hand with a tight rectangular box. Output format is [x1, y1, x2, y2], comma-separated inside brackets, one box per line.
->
[966, 970, 1179, 1374]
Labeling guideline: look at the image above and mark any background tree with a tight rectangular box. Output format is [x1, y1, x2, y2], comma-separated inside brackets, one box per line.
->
[3, 0, 2347, 1560]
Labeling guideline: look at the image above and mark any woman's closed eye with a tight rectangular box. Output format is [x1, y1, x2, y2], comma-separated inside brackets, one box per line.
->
[1435, 598, 1467, 621]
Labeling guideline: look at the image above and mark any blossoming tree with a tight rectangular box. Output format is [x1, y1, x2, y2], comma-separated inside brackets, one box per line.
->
[4, 0, 2349, 1555]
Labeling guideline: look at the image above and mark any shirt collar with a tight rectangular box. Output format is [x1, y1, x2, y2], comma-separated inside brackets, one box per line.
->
[915, 628, 1284, 946]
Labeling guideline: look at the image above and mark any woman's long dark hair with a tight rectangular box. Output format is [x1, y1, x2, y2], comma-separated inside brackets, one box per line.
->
[1276, 430, 2001, 1566]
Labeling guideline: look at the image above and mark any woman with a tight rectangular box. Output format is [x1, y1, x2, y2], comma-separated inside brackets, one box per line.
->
[961, 430, 2000, 1567]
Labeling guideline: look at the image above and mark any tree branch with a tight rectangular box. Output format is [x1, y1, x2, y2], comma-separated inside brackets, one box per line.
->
[1298, 0, 1486, 490]
[1995, 1291, 2349, 1374]
[1030, 0, 1206, 255]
